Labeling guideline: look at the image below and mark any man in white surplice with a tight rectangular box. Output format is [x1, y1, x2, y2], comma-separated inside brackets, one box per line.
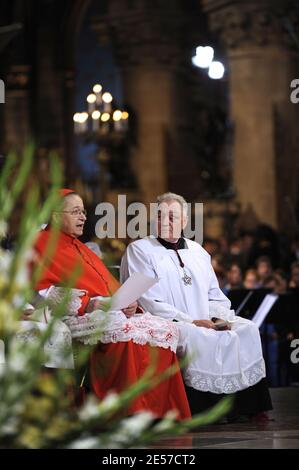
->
[120, 193, 266, 397]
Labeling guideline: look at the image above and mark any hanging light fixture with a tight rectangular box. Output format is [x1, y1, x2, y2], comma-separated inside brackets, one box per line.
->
[73, 84, 129, 135]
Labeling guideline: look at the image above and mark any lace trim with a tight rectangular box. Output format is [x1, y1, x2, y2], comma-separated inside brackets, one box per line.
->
[15, 321, 74, 369]
[183, 357, 266, 394]
[45, 286, 84, 317]
[66, 311, 179, 352]
[16, 322, 72, 348]
[16, 329, 72, 348]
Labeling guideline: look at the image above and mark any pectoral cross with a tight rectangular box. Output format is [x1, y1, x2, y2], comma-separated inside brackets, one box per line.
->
[182, 269, 192, 286]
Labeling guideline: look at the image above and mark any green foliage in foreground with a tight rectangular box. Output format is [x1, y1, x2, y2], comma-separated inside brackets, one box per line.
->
[0, 145, 231, 448]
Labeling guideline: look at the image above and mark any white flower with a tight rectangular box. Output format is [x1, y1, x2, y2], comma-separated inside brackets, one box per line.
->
[97, 391, 120, 413]
[163, 409, 178, 420]
[153, 410, 178, 432]
[78, 396, 100, 421]
[0, 248, 30, 297]
[67, 436, 100, 449]
[14, 249, 32, 287]
[111, 412, 155, 446]
[6, 340, 32, 373]
[0, 220, 8, 239]
[12, 294, 25, 308]
[0, 249, 11, 273]
[0, 416, 19, 437]
[0, 300, 19, 336]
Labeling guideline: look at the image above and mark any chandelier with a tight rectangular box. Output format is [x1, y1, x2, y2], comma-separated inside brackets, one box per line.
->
[73, 83, 129, 136]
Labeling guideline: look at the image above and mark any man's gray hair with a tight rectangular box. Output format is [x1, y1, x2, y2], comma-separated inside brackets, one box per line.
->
[156, 192, 188, 216]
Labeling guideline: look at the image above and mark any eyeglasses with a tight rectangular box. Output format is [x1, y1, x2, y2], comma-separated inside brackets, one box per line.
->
[55, 209, 87, 217]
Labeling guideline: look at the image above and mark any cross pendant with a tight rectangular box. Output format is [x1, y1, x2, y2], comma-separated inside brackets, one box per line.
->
[182, 271, 192, 286]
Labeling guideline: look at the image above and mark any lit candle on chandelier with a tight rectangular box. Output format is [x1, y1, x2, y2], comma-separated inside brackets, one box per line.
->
[121, 111, 129, 130]
[91, 110, 101, 131]
[100, 112, 110, 134]
[87, 93, 96, 113]
[80, 112, 89, 132]
[73, 113, 81, 134]
[93, 84, 102, 105]
[113, 109, 123, 131]
[102, 92, 113, 112]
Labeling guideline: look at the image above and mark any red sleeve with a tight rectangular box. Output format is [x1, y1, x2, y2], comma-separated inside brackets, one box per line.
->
[78, 293, 90, 316]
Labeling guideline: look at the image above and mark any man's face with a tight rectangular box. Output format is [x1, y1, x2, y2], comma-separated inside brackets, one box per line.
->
[228, 265, 242, 285]
[257, 261, 272, 279]
[244, 271, 258, 289]
[58, 194, 87, 238]
[157, 199, 187, 242]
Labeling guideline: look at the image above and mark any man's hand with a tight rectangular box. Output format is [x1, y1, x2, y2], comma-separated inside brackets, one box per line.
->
[192, 320, 216, 329]
[122, 301, 138, 318]
[21, 308, 34, 321]
[86, 298, 109, 313]
[213, 319, 231, 331]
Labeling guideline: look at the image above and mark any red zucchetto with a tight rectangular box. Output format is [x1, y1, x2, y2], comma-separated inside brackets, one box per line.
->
[59, 188, 75, 198]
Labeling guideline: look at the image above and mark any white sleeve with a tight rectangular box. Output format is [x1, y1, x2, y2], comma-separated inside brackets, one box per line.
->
[38, 286, 83, 317]
[38, 288, 51, 298]
[24, 303, 35, 311]
[120, 243, 194, 323]
[208, 262, 235, 321]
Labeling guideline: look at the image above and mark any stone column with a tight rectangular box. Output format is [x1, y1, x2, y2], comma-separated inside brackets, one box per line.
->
[92, 1, 200, 205]
[120, 66, 174, 205]
[4, 65, 31, 152]
[203, 0, 299, 232]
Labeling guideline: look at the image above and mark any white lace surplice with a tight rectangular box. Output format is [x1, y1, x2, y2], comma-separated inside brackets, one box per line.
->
[16, 317, 74, 369]
[120, 236, 266, 394]
[66, 311, 179, 353]
[177, 313, 266, 394]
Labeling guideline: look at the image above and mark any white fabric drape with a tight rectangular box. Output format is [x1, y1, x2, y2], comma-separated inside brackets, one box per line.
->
[39, 290, 179, 353]
[66, 310, 179, 353]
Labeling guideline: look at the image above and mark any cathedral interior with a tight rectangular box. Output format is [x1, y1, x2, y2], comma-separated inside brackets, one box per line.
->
[1, 0, 299, 241]
[1, 0, 299, 452]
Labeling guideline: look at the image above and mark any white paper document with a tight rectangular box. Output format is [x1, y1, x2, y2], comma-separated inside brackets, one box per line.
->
[251, 293, 279, 328]
[111, 272, 158, 311]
